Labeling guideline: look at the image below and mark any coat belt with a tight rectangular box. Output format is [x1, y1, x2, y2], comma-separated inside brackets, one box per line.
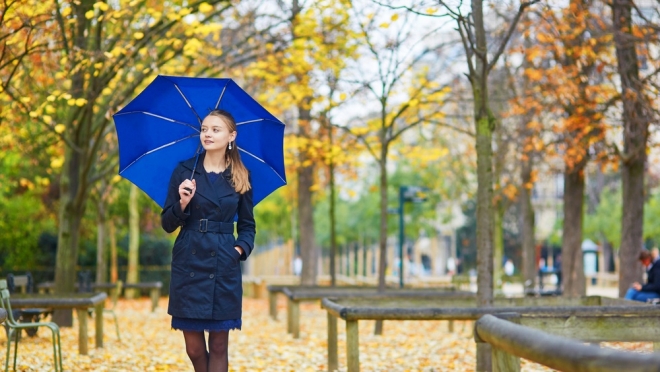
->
[182, 219, 234, 234]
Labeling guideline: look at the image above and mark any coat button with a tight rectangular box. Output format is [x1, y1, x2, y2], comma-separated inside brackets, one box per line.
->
[192, 249, 196, 255]
[210, 251, 216, 257]
[190, 272, 195, 277]
[196, 205, 200, 209]
[209, 274, 215, 279]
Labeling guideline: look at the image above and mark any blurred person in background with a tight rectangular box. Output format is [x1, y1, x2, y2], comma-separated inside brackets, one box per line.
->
[624, 250, 660, 302]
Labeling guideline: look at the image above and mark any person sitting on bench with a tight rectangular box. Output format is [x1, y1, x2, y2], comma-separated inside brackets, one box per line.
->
[624, 250, 660, 302]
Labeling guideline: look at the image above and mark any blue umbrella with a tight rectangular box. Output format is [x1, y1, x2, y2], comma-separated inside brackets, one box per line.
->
[113, 75, 286, 208]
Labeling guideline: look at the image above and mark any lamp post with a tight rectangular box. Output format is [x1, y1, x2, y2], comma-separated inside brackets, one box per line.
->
[398, 185, 428, 288]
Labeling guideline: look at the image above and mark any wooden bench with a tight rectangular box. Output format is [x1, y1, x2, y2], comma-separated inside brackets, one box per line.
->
[283, 286, 472, 339]
[39, 280, 162, 312]
[585, 272, 619, 287]
[242, 276, 267, 299]
[38, 281, 117, 294]
[123, 282, 162, 312]
[267, 284, 389, 322]
[321, 295, 659, 372]
[9, 292, 107, 355]
[412, 276, 455, 288]
[451, 274, 473, 290]
[267, 285, 328, 321]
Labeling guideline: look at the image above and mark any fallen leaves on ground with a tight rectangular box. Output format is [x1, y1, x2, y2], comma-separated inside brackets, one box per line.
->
[0, 296, 654, 371]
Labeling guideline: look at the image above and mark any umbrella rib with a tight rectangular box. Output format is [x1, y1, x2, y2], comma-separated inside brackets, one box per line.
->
[236, 118, 286, 127]
[173, 83, 203, 125]
[214, 83, 228, 110]
[238, 147, 286, 184]
[120, 134, 200, 173]
[236, 118, 265, 126]
[115, 111, 199, 131]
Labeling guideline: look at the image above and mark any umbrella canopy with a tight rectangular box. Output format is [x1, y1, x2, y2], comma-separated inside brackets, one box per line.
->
[113, 75, 286, 208]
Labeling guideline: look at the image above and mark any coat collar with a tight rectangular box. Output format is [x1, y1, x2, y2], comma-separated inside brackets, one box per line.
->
[181, 152, 235, 207]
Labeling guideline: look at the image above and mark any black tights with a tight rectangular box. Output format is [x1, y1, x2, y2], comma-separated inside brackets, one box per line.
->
[183, 330, 229, 372]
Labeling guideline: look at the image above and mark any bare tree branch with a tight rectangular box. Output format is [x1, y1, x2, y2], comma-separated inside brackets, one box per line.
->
[372, 0, 453, 18]
[487, 0, 540, 72]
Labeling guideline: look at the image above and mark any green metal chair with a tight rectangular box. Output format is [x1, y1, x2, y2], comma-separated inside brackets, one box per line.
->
[0, 279, 63, 372]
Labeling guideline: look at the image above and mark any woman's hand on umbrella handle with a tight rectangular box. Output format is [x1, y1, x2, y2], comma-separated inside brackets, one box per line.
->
[179, 179, 196, 209]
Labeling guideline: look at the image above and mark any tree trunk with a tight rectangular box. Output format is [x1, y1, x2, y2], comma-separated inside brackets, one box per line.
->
[109, 218, 118, 283]
[329, 161, 337, 287]
[619, 150, 646, 296]
[328, 120, 337, 287]
[298, 105, 317, 286]
[298, 163, 316, 285]
[519, 30, 536, 293]
[586, 167, 605, 214]
[125, 184, 140, 299]
[471, 1, 494, 365]
[612, 0, 649, 297]
[52, 2, 93, 327]
[561, 162, 587, 297]
[377, 154, 389, 292]
[96, 197, 107, 284]
[474, 112, 495, 308]
[375, 154, 388, 335]
[558, 0, 591, 299]
[520, 160, 536, 293]
[471, 0, 494, 311]
[53, 149, 86, 326]
[493, 205, 504, 289]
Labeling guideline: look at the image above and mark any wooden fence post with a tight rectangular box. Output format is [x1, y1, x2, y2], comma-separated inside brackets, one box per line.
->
[328, 313, 338, 372]
[346, 320, 360, 372]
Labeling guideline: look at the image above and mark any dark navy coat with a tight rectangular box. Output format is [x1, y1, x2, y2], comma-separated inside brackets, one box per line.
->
[161, 152, 255, 320]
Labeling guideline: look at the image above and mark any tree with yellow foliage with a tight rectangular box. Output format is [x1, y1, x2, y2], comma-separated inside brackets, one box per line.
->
[244, 0, 358, 285]
[0, 2, 52, 111]
[2, 0, 234, 325]
[343, 4, 450, 316]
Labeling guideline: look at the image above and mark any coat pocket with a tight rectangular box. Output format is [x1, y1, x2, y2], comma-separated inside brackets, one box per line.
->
[217, 234, 240, 276]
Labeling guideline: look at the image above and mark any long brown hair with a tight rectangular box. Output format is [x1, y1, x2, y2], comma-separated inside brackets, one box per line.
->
[206, 109, 251, 194]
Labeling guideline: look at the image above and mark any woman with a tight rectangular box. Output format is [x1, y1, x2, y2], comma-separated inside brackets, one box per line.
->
[161, 109, 255, 372]
[624, 250, 660, 302]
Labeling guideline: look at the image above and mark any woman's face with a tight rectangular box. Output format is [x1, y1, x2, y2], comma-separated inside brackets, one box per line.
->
[200, 115, 236, 152]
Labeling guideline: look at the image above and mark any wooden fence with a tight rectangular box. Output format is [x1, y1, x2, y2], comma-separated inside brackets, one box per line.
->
[474, 314, 660, 372]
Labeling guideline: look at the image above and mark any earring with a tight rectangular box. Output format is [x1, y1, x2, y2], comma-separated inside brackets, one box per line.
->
[228, 142, 232, 150]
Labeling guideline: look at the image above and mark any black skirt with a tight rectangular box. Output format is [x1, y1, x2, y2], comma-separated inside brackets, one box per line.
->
[171, 316, 242, 332]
